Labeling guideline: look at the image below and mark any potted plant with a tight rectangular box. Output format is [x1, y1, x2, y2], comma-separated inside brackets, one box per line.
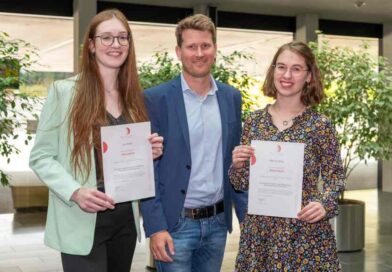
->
[0, 31, 48, 209]
[310, 39, 392, 251]
[0, 31, 38, 186]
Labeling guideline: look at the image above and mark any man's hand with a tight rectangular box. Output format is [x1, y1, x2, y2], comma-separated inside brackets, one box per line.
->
[71, 188, 115, 213]
[150, 230, 175, 262]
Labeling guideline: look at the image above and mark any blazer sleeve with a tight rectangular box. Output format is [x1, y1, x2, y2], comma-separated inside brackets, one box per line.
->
[29, 81, 80, 206]
[229, 91, 248, 223]
[140, 89, 169, 237]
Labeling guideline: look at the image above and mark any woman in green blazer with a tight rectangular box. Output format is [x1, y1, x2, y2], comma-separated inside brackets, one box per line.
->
[29, 9, 163, 272]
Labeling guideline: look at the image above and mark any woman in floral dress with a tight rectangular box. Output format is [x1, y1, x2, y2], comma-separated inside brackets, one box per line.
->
[230, 41, 345, 271]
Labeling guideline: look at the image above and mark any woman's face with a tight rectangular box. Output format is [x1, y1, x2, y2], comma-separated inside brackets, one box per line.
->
[273, 49, 311, 100]
[89, 17, 129, 72]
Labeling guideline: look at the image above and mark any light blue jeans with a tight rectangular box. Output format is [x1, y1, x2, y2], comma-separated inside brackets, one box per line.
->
[155, 212, 227, 272]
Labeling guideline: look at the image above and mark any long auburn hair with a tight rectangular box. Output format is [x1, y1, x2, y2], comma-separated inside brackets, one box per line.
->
[69, 9, 148, 179]
[263, 41, 324, 106]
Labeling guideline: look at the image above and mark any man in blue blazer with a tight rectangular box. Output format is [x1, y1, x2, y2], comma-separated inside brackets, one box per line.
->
[141, 14, 247, 272]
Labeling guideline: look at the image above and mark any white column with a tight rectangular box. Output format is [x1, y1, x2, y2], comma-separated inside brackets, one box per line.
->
[381, 22, 392, 192]
[193, 4, 209, 15]
[382, 23, 392, 60]
[73, 0, 97, 73]
[193, 5, 217, 28]
[296, 14, 318, 43]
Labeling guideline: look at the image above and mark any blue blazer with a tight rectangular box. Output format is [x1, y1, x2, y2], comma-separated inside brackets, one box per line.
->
[141, 76, 247, 237]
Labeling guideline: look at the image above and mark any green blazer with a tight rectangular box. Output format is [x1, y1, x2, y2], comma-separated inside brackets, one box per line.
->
[29, 77, 141, 255]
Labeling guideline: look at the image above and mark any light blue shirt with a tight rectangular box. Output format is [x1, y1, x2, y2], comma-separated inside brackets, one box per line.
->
[181, 74, 224, 208]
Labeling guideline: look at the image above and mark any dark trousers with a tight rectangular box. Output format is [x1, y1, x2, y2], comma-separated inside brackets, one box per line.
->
[61, 202, 137, 272]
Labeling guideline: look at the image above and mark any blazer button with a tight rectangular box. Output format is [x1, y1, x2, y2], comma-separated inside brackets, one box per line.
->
[181, 189, 186, 194]
[186, 165, 191, 170]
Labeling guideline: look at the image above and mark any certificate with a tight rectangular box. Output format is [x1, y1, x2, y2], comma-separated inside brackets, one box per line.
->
[248, 140, 304, 218]
[101, 122, 155, 203]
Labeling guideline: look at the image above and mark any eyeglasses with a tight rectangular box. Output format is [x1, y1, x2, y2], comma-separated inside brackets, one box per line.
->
[94, 34, 130, 46]
[273, 64, 309, 76]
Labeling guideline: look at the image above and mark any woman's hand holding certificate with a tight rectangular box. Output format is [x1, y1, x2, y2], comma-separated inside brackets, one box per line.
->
[148, 133, 164, 159]
[232, 145, 255, 169]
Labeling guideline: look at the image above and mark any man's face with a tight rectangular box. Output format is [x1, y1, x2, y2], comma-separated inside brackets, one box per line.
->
[175, 29, 217, 80]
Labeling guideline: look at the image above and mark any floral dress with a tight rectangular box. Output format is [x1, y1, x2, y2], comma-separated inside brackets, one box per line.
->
[229, 106, 345, 272]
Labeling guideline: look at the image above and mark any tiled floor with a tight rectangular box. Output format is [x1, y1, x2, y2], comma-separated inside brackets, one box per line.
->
[0, 189, 391, 271]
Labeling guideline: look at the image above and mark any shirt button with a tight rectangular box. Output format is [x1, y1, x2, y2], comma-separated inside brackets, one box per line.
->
[181, 189, 186, 194]
[186, 165, 191, 170]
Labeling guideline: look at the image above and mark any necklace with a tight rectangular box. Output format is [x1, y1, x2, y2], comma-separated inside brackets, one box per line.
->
[272, 104, 305, 127]
[105, 89, 115, 94]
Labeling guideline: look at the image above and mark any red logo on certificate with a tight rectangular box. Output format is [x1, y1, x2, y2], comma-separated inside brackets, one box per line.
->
[102, 141, 108, 153]
[126, 127, 131, 135]
[277, 144, 282, 152]
[250, 154, 256, 165]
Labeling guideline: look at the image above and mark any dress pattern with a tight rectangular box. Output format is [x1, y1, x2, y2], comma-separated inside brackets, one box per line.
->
[229, 106, 345, 272]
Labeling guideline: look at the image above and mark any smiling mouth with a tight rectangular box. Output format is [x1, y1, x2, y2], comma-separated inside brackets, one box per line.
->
[107, 52, 122, 56]
[280, 81, 293, 87]
[194, 60, 205, 63]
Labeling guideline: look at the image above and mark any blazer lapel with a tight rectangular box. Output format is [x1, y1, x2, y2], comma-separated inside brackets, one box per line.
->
[171, 77, 191, 155]
[216, 87, 228, 161]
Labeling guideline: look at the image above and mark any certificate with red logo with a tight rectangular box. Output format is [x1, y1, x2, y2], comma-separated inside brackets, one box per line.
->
[248, 140, 304, 218]
[101, 122, 155, 203]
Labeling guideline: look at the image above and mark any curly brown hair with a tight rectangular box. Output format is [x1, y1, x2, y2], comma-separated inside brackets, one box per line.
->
[263, 41, 324, 106]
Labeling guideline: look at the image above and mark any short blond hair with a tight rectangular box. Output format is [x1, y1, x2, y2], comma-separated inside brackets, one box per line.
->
[175, 14, 216, 46]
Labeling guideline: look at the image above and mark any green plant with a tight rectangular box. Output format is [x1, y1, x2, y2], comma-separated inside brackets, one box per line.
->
[138, 50, 259, 120]
[0, 32, 38, 186]
[310, 40, 392, 198]
[139, 51, 181, 89]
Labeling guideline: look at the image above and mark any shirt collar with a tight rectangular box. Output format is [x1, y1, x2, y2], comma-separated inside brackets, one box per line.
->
[180, 73, 218, 96]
